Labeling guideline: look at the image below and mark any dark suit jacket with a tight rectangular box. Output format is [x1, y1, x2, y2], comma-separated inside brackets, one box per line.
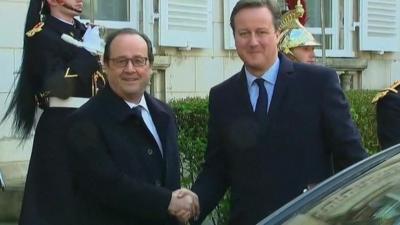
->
[66, 86, 180, 225]
[192, 54, 368, 225]
[377, 85, 400, 149]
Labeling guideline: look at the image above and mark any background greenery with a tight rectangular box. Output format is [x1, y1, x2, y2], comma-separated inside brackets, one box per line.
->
[169, 90, 380, 225]
[345, 90, 380, 154]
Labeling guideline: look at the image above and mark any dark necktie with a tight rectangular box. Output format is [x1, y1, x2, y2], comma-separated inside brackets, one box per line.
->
[254, 78, 268, 120]
[131, 106, 143, 122]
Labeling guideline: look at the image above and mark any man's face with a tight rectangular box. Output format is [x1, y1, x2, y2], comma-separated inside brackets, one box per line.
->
[291, 46, 316, 64]
[234, 6, 280, 76]
[104, 34, 152, 103]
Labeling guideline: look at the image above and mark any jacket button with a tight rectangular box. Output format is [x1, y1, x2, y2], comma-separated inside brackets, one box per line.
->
[147, 148, 153, 155]
[155, 180, 161, 187]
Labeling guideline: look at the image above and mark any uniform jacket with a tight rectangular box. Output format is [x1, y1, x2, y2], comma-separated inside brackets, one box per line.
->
[376, 83, 400, 149]
[19, 15, 101, 225]
[192, 53, 368, 225]
[66, 85, 180, 225]
[28, 15, 100, 99]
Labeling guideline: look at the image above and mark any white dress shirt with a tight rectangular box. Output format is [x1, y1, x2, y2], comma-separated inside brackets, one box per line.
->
[245, 57, 280, 112]
[125, 96, 163, 157]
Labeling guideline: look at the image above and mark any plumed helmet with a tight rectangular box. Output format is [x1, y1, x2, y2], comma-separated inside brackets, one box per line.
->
[278, 0, 320, 56]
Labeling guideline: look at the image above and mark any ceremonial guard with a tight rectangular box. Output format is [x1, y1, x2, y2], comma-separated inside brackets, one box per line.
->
[2, 0, 104, 224]
[278, 0, 320, 64]
[373, 81, 400, 149]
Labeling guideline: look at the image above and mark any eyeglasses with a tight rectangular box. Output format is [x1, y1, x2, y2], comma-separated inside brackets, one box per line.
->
[109, 56, 148, 68]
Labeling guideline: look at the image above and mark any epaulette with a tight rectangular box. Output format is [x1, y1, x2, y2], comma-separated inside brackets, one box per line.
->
[372, 80, 400, 103]
[26, 22, 44, 37]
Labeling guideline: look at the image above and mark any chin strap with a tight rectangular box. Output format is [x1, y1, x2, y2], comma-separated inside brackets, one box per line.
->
[62, 3, 82, 14]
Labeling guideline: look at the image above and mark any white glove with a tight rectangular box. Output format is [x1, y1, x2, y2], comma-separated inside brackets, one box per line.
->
[82, 26, 105, 55]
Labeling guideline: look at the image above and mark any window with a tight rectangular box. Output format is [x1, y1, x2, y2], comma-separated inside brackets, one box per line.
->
[224, 0, 355, 57]
[305, 0, 355, 57]
[80, 0, 138, 29]
[359, 0, 400, 52]
[159, 0, 213, 48]
[276, 153, 400, 225]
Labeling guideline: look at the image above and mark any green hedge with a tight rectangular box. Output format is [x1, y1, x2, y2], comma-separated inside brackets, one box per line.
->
[345, 90, 380, 154]
[169, 90, 380, 225]
[170, 98, 230, 225]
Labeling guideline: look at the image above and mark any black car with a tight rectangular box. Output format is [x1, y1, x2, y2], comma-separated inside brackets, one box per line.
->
[257, 143, 400, 225]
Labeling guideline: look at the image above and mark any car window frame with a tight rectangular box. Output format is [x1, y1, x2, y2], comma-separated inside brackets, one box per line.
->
[257, 143, 400, 225]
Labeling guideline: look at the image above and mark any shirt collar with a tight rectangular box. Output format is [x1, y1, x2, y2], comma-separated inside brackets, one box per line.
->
[245, 57, 280, 86]
[53, 16, 75, 26]
[124, 95, 149, 113]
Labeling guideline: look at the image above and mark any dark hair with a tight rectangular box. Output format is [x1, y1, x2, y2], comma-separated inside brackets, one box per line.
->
[25, 0, 50, 34]
[103, 28, 154, 65]
[230, 0, 281, 35]
[2, 0, 51, 140]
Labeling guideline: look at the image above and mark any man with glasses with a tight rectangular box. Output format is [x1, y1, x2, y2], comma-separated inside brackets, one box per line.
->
[65, 28, 199, 225]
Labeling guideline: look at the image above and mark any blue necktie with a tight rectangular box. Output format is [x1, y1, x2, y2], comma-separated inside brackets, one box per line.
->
[254, 78, 268, 120]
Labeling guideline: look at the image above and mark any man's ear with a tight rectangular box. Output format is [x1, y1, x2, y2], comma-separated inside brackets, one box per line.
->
[102, 63, 108, 74]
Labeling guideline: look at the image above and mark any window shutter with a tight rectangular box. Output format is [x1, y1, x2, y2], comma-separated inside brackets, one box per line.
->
[359, 0, 400, 52]
[224, 0, 239, 50]
[159, 0, 212, 48]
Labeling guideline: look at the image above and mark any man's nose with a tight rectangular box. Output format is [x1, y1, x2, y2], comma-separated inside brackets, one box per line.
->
[249, 33, 259, 46]
[124, 60, 137, 72]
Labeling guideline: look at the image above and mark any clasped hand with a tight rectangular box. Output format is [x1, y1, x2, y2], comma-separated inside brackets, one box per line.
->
[168, 188, 200, 224]
[82, 25, 104, 55]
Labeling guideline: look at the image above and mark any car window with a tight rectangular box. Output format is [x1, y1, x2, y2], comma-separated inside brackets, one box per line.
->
[283, 153, 400, 225]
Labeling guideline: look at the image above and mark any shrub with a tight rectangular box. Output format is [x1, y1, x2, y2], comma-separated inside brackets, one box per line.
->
[170, 98, 208, 186]
[345, 90, 380, 155]
[170, 97, 230, 225]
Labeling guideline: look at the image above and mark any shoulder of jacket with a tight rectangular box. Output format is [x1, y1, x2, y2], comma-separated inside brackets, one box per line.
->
[25, 22, 45, 37]
[372, 80, 400, 103]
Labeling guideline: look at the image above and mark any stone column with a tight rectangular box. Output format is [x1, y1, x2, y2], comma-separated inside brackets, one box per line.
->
[150, 56, 171, 102]
[340, 71, 352, 91]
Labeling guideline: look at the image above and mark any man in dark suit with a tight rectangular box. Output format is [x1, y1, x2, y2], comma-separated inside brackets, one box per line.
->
[374, 81, 400, 149]
[66, 28, 198, 225]
[191, 1, 368, 225]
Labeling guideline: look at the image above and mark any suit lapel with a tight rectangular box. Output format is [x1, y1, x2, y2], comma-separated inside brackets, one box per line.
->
[267, 54, 296, 125]
[236, 67, 256, 115]
[145, 94, 178, 187]
[101, 87, 169, 152]
[99, 85, 133, 123]
[145, 93, 170, 155]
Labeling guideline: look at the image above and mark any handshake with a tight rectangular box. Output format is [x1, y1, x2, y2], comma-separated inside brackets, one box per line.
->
[168, 188, 200, 224]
